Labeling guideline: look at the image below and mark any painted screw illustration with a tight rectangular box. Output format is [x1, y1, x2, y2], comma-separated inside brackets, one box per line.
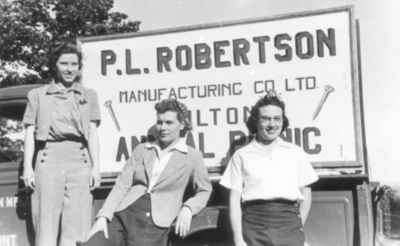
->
[312, 85, 335, 120]
[104, 100, 121, 131]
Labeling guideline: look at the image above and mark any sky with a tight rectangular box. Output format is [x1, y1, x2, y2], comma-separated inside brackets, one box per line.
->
[112, 0, 400, 185]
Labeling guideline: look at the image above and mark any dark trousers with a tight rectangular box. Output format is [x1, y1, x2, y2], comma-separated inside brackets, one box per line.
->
[242, 200, 305, 246]
[80, 194, 170, 246]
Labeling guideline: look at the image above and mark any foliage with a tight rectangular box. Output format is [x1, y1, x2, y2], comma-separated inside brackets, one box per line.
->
[0, 0, 140, 87]
[0, 0, 140, 161]
[0, 118, 24, 161]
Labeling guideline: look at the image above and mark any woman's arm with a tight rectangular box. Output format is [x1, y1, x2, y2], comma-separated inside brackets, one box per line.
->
[176, 151, 212, 237]
[88, 122, 100, 190]
[299, 186, 312, 225]
[230, 189, 247, 246]
[22, 125, 35, 188]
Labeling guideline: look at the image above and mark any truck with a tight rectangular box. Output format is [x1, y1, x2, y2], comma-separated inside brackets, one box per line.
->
[0, 5, 399, 246]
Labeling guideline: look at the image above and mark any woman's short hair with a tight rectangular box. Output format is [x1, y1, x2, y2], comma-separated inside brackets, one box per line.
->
[48, 42, 82, 78]
[246, 92, 289, 135]
[154, 99, 192, 136]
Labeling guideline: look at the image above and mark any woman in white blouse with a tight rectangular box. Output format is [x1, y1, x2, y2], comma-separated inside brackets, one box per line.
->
[220, 93, 318, 246]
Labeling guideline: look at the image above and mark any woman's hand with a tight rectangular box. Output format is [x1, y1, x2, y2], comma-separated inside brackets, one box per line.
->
[88, 122, 100, 191]
[175, 206, 192, 237]
[22, 125, 35, 189]
[89, 168, 101, 190]
[234, 239, 248, 246]
[87, 217, 108, 240]
[21, 166, 35, 189]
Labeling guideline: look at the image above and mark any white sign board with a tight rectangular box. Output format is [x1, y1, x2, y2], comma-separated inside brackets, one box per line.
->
[79, 7, 364, 174]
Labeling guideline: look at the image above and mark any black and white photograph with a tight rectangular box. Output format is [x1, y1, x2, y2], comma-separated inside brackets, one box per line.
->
[0, 1, 399, 246]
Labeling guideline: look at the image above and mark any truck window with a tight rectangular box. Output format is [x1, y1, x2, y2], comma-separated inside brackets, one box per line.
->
[0, 117, 24, 163]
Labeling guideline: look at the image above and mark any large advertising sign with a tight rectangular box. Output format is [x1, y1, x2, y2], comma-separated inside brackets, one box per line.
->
[79, 6, 364, 174]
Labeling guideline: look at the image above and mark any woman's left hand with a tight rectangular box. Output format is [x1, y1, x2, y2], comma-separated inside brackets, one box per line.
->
[90, 169, 101, 190]
[175, 206, 192, 237]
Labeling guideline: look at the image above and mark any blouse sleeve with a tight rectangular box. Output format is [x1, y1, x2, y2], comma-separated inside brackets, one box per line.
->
[219, 152, 243, 193]
[297, 150, 319, 187]
[22, 89, 38, 126]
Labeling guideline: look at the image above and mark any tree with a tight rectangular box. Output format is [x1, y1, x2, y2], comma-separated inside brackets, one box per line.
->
[0, 0, 140, 161]
[0, 0, 140, 87]
[0, 118, 24, 161]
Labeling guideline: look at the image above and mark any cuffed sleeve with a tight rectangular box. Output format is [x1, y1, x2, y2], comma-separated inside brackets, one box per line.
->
[219, 152, 243, 193]
[297, 152, 319, 188]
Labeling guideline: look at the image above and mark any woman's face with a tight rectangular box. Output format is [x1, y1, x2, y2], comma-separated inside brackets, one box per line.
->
[55, 53, 80, 84]
[156, 110, 184, 147]
[256, 105, 283, 143]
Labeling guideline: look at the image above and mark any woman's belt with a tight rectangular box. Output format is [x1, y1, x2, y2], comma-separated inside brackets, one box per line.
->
[242, 198, 297, 207]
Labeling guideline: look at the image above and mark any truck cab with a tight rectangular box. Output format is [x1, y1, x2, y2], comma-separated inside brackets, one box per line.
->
[0, 84, 40, 246]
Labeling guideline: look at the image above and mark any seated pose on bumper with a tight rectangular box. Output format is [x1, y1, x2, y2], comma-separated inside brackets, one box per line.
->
[81, 99, 212, 246]
[220, 93, 319, 246]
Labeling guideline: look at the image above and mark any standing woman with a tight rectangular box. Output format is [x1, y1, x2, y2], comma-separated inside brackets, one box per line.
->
[22, 42, 101, 246]
[220, 93, 319, 246]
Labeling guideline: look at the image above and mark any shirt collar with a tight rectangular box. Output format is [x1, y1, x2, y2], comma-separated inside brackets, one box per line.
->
[276, 137, 292, 148]
[46, 81, 84, 95]
[145, 138, 188, 154]
[251, 137, 291, 149]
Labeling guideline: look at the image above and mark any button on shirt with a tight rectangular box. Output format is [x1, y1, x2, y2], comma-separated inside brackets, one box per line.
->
[220, 138, 318, 201]
[146, 139, 188, 192]
[47, 83, 84, 141]
[22, 81, 101, 142]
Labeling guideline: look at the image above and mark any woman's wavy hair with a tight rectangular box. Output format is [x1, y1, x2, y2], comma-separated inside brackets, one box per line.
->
[155, 99, 192, 137]
[246, 92, 289, 135]
[48, 42, 82, 80]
